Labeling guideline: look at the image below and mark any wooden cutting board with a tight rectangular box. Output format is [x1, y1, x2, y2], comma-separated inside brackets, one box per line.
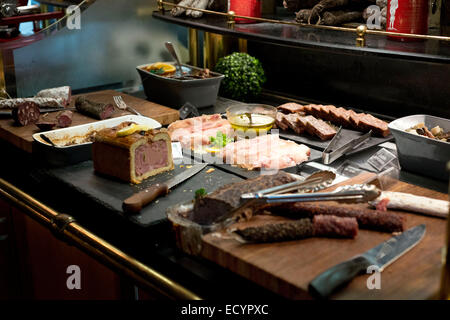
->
[0, 90, 179, 153]
[201, 174, 449, 299]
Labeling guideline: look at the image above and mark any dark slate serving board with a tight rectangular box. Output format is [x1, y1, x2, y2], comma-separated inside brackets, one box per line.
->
[279, 128, 393, 152]
[45, 158, 242, 228]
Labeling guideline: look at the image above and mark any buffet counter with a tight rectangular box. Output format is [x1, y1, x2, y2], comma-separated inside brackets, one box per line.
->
[0, 89, 448, 300]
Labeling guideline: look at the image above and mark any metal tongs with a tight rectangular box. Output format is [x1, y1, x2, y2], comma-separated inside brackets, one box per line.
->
[241, 183, 381, 204]
[322, 127, 372, 165]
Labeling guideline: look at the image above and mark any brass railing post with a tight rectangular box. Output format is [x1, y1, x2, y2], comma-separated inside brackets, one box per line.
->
[227, 10, 235, 30]
[188, 28, 200, 67]
[158, 0, 165, 13]
[356, 25, 367, 47]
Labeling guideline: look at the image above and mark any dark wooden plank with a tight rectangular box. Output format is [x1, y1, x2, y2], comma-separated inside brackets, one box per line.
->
[201, 174, 448, 299]
[0, 90, 179, 153]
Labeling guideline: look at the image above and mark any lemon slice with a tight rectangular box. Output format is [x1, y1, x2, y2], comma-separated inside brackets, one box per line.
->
[117, 124, 151, 137]
[146, 62, 176, 75]
[204, 145, 223, 154]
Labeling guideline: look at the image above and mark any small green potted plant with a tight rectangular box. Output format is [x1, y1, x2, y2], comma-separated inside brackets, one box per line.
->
[214, 52, 266, 101]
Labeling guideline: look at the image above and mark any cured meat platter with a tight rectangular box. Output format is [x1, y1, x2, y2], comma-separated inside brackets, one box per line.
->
[198, 174, 448, 299]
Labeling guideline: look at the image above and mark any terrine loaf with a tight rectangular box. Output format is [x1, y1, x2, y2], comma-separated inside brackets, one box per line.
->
[92, 122, 174, 184]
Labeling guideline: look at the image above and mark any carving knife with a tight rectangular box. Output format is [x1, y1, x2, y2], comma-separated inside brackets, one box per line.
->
[122, 163, 207, 214]
[309, 224, 426, 299]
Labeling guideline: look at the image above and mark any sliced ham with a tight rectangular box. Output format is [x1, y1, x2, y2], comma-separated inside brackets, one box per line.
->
[168, 114, 232, 149]
[221, 134, 310, 170]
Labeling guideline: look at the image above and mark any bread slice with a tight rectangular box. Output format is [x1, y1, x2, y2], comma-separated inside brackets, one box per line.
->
[93, 122, 174, 184]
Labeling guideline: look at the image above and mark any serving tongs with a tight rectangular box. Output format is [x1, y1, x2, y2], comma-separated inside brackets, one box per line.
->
[322, 127, 372, 165]
[241, 183, 381, 204]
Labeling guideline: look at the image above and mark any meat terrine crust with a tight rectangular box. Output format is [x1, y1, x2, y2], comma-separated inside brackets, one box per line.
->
[93, 123, 174, 184]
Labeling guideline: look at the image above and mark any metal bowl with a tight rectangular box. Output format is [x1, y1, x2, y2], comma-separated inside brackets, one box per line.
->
[388, 114, 450, 181]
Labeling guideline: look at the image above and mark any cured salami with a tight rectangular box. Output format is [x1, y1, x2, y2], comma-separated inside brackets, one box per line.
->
[313, 215, 358, 238]
[369, 191, 449, 219]
[0, 97, 64, 109]
[57, 110, 73, 128]
[75, 96, 115, 120]
[0, 86, 71, 110]
[35, 86, 71, 107]
[270, 202, 405, 233]
[235, 218, 314, 243]
[11, 102, 40, 126]
[234, 215, 358, 243]
[35, 121, 57, 131]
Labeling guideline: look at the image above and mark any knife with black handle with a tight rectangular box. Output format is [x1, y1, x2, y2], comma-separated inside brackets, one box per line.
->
[122, 163, 207, 214]
[308, 224, 426, 299]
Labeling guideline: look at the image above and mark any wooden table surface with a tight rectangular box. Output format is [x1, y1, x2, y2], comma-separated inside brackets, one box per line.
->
[0, 90, 179, 153]
[201, 173, 448, 299]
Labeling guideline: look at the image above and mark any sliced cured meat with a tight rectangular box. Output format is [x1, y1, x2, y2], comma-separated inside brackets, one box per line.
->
[349, 112, 365, 130]
[277, 102, 305, 114]
[318, 105, 337, 121]
[11, 102, 40, 126]
[35, 121, 57, 131]
[307, 104, 323, 118]
[75, 96, 115, 120]
[35, 86, 71, 107]
[313, 215, 358, 238]
[168, 114, 222, 133]
[305, 117, 336, 140]
[193, 171, 297, 225]
[282, 113, 305, 134]
[0, 97, 65, 109]
[270, 202, 405, 233]
[357, 113, 390, 137]
[275, 112, 289, 131]
[57, 110, 73, 128]
[168, 114, 231, 149]
[235, 218, 314, 243]
[221, 135, 310, 170]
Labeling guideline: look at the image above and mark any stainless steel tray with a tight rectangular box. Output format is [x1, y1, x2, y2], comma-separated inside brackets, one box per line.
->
[388, 114, 450, 180]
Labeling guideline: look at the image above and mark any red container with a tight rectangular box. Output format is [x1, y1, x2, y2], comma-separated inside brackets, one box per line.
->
[386, 0, 429, 41]
[230, 0, 261, 24]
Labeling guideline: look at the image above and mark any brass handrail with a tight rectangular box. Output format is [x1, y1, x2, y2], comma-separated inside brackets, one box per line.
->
[157, 0, 450, 42]
[0, 177, 201, 300]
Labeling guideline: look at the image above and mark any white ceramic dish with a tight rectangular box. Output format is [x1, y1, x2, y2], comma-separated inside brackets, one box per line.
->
[32, 115, 161, 166]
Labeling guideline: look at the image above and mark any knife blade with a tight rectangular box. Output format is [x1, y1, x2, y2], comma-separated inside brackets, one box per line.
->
[0, 107, 75, 116]
[122, 163, 207, 214]
[308, 224, 426, 299]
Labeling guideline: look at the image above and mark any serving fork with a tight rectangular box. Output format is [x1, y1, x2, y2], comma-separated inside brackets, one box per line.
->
[113, 95, 142, 116]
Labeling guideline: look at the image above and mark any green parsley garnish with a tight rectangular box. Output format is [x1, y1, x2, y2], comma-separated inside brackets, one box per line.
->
[195, 188, 207, 200]
[209, 131, 233, 148]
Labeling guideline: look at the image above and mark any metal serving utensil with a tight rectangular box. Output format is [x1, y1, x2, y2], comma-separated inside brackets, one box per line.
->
[322, 127, 372, 165]
[261, 170, 336, 195]
[113, 95, 142, 116]
[165, 41, 183, 77]
[241, 183, 381, 204]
